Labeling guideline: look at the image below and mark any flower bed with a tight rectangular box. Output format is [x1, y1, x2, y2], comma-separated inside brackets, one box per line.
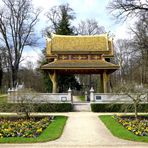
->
[0, 117, 51, 138]
[114, 115, 148, 136]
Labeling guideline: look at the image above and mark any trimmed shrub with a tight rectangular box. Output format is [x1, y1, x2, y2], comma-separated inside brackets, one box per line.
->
[35, 103, 73, 112]
[0, 103, 73, 112]
[91, 103, 148, 112]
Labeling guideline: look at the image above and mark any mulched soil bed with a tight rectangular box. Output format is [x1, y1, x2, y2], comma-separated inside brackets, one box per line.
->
[121, 115, 148, 120]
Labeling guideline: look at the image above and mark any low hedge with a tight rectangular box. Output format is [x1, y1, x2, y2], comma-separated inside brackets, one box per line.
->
[0, 103, 73, 112]
[35, 103, 73, 112]
[91, 103, 148, 112]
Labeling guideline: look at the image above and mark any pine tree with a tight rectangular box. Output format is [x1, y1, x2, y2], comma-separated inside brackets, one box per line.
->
[56, 4, 74, 35]
[45, 3, 81, 92]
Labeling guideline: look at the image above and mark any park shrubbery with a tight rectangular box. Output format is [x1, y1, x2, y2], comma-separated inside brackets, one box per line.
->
[0, 103, 73, 113]
[35, 103, 73, 112]
[91, 103, 148, 112]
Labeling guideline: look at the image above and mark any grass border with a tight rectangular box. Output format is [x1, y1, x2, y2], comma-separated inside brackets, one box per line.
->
[0, 116, 67, 143]
[99, 115, 148, 143]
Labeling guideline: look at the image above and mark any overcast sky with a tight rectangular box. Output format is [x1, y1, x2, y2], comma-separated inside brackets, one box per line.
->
[0, 0, 135, 67]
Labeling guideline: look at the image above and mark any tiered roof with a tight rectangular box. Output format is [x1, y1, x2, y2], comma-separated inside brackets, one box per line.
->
[42, 60, 119, 74]
[46, 34, 114, 56]
[42, 34, 119, 74]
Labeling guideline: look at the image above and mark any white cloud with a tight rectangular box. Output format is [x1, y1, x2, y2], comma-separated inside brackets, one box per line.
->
[32, 0, 59, 10]
[21, 47, 42, 68]
[114, 22, 130, 40]
[114, 17, 137, 40]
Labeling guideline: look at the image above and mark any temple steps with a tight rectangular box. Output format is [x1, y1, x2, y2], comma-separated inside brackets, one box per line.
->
[73, 103, 91, 112]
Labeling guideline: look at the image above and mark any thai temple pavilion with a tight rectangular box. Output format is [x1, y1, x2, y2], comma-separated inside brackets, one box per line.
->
[41, 34, 119, 93]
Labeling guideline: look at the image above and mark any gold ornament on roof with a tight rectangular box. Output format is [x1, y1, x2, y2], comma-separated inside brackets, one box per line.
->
[78, 55, 82, 60]
[93, 55, 99, 60]
[61, 55, 67, 60]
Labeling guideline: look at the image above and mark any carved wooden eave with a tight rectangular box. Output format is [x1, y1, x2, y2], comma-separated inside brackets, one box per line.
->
[41, 60, 119, 74]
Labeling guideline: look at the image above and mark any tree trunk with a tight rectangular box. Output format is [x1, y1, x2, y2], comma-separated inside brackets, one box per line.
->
[25, 111, 30, 119]
[0, 68, 3, 89]
[11, 66, 18, 88]
[49, 70, 57, 93]
[134, 103, 138, 120]
[0, 61, 2, 89]
[0, 59, 2, 89]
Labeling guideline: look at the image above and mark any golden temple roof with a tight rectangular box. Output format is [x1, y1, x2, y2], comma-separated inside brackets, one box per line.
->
[46, 34, 114, 55]
[41, 60, 119, 74]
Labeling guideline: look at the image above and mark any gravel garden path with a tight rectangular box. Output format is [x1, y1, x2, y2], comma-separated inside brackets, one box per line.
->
[0, 112, 148, 148]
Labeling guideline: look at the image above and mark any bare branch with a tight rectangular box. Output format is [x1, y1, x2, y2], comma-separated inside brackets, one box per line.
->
[107, 0, 148, 21]
[76, 19, 105, 35]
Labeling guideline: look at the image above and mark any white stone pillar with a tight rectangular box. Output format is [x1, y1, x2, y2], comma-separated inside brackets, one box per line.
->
[68, 88, 72, 103]
[15, 88, 18, 102]
[7, 88, 11, 103]
[85, 91, 88, 102]
[11, 88, 16, 103]
[90, 87, 94, 102]
[8, 88, 16, 103]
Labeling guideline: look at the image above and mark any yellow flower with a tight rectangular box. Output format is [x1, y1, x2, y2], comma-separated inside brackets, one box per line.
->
[135, 132, 139, 135]
[4, 128, 11, 132]
[37, 128, 42, 133]
[128, 127, 132, 131]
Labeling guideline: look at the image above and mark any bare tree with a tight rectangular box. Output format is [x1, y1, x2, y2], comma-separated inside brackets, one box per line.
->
[76, 19, 105, 35]
[14, 88, 38, 119]
[130, 14, 148, 84]
[18, 61, 47, 92]
[112, 37, 148, 87]
[108, 0, 148, 87]
[0, 0, 41, 88]
[115, 83, 147, 120]
[114, 39, 133, 83]
[107, 0, 148, 21]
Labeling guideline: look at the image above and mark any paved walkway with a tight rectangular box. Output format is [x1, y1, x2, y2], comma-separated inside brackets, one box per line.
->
[73, 96, 82, 102]
[0, 112, 148, 148]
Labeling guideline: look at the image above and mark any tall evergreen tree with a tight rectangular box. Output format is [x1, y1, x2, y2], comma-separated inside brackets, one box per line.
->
[46, 3, 81, 92]
[56, 4, 74, 35]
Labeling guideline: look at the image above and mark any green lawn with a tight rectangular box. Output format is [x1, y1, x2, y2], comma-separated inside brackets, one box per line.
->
[79, 96, 85, 101]
[0, 94, 7, 103]
[0, 116, 67, 143]
[99, 115, 148, 143]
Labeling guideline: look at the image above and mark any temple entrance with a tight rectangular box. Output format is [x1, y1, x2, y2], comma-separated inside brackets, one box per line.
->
[72, 74, 99, 103]
[41, 34, 119, 95]
[72, 90, 90, 103]
[72, 89, 91, 111]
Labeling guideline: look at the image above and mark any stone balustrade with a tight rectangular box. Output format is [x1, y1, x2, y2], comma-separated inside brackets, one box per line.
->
[8, 88, 72, 103]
